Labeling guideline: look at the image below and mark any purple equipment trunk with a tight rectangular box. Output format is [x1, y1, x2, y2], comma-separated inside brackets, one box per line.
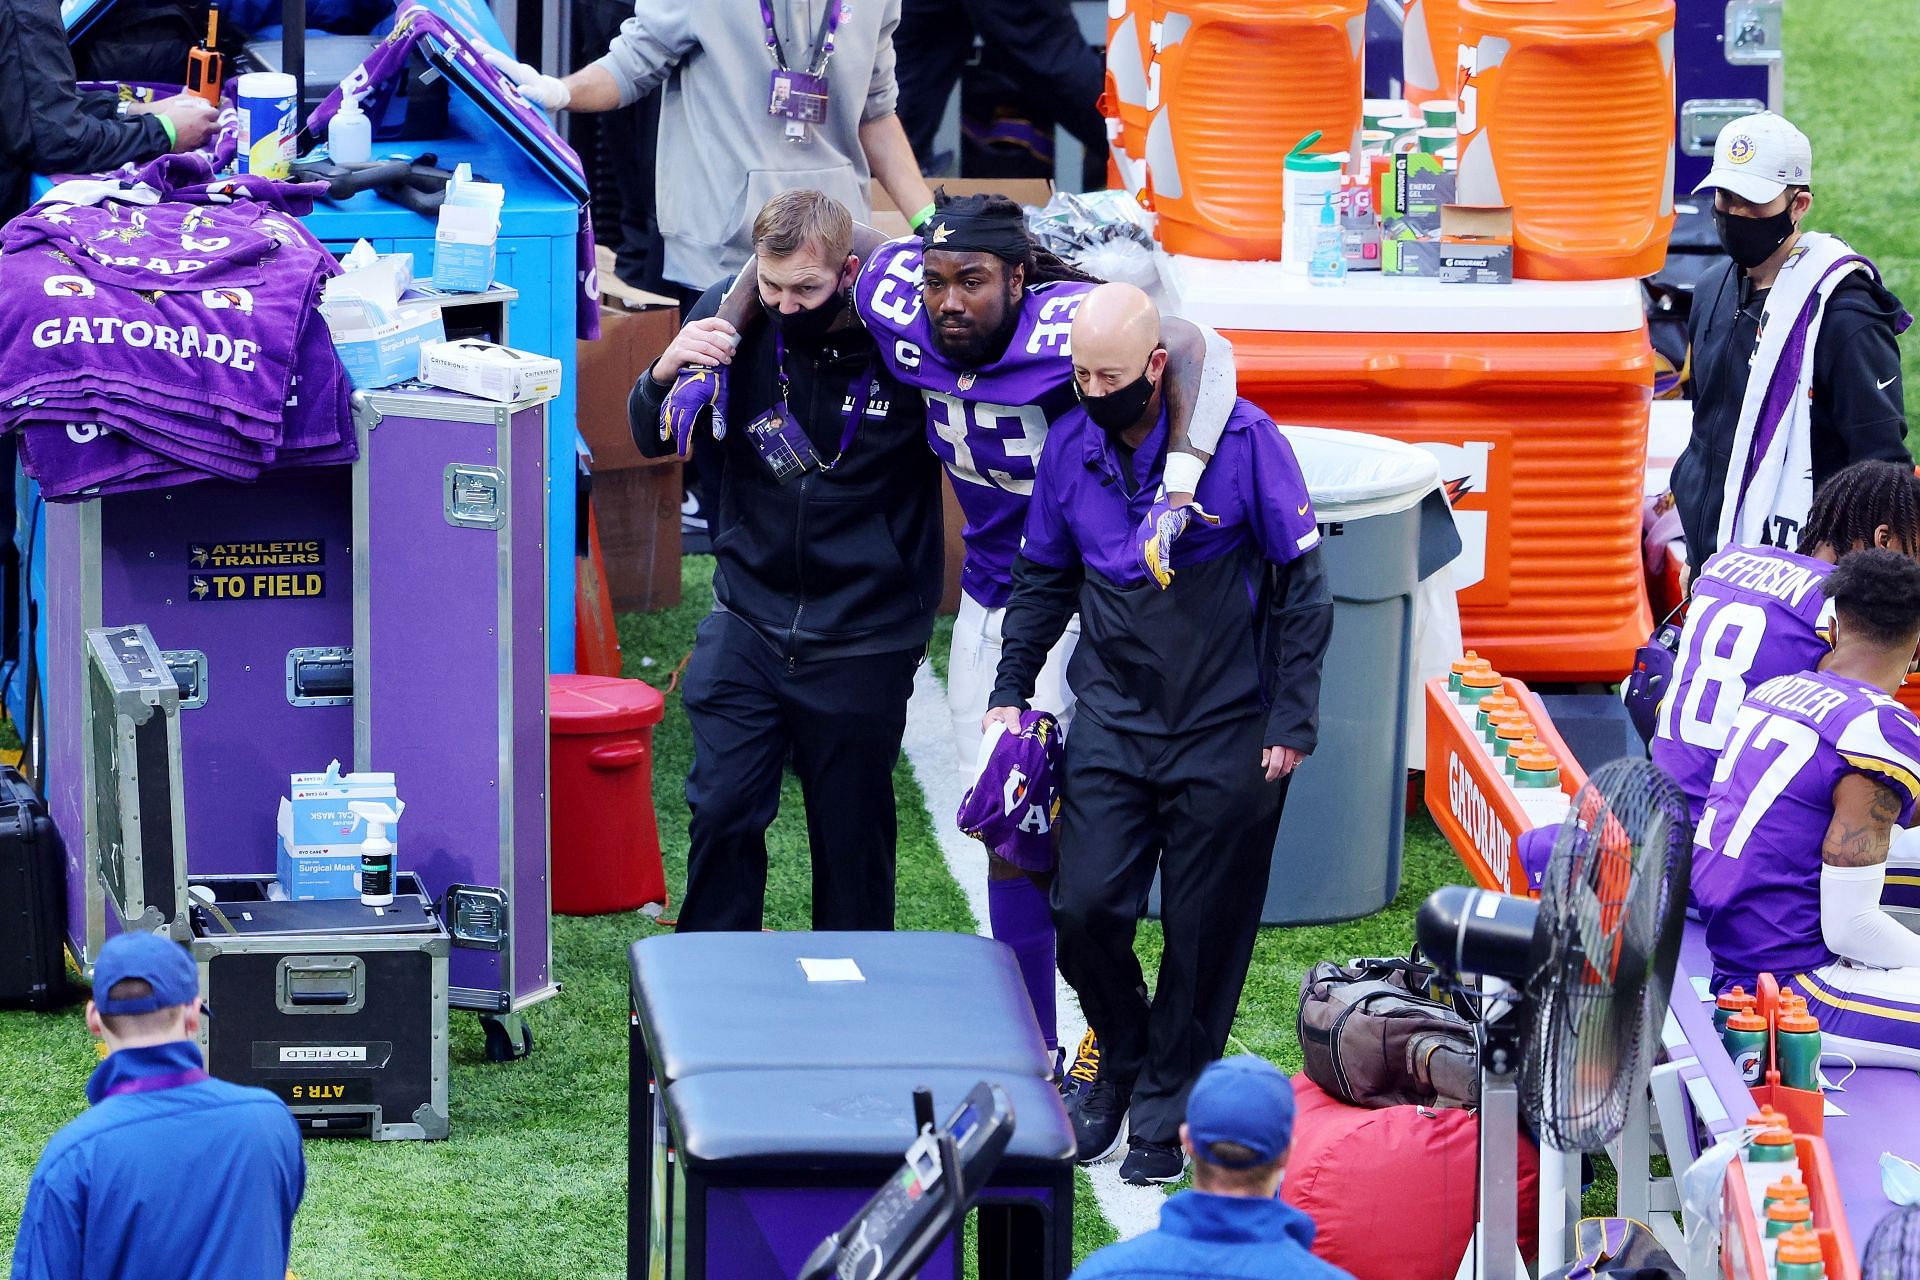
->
[352, 386, 552, 1015]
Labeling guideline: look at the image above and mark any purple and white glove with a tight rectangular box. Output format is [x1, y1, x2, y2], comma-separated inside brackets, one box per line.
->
[659, 365, 728, 457]
[1137, 495, 1219, 589]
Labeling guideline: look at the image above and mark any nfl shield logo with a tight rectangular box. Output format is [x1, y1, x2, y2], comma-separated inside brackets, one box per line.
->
[958, 372, 976, 390]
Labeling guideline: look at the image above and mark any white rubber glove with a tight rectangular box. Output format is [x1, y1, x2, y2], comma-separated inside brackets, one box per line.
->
[483, 50, 571, 112]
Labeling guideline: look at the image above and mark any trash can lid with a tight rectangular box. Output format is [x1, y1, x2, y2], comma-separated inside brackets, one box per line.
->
[550, 673, 665, 734]
[1277, 425, 1442, 521]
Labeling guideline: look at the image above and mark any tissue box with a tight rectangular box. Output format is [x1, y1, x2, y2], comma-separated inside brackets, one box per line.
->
[1382, 152, 1455, 236]
[435, 203, 497, 293]
[324, 250, 414, 310]
[286, 765, 398, 845]
[324, 305, 445, 389]
[276, 835, 362, 901]
[419, 339, 563, 404]
[1438, 204, 1515, 285]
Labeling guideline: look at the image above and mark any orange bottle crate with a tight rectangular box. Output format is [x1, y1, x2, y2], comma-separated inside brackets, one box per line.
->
[1147, 0, 1365, 260]
[1454, 0, 1676, 280]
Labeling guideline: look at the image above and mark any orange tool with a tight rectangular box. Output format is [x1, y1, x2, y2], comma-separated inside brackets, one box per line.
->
[186, 3, 223, 106]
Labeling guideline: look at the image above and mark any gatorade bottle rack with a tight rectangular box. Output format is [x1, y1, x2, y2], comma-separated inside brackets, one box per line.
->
[1722, 1126, 1855, 1280]
[1423, 670, 1586, 896]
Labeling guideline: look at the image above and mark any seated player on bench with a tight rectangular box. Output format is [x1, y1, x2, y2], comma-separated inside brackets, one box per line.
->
[1693, 549, 1920, 1070]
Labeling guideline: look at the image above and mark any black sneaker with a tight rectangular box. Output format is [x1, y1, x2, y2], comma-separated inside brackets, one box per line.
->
[1058, 1028, 1100, 1099]
[1069, 1076, 1130, 1164]
[1119, 1138, 1187, 1185]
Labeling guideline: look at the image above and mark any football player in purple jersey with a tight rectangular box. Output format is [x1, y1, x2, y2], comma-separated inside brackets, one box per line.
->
[1693, 549, 1920, 1069]
[987, 285, 1330, 1183]
[1653, 460, 1920, 824]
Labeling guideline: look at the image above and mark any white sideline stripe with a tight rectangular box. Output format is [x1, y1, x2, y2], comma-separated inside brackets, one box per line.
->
[900, 660, 1166, 1243]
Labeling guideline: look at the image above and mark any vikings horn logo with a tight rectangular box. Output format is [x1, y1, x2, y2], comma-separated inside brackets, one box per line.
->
[94, 224, 144, 246]
[42, 275, 95, 299]
[202, 287, 255, 315]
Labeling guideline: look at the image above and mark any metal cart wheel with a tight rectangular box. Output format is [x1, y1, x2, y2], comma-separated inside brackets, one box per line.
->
[481, 1012, 533, 1062]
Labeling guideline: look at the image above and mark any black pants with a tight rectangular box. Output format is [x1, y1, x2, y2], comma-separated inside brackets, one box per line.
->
[1053, 714, 1288, 1145]
[678, 611, 920, 932]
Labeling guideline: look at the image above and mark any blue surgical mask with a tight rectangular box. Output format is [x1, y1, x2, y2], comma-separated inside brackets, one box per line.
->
[1880, 1151, 1920, 1205]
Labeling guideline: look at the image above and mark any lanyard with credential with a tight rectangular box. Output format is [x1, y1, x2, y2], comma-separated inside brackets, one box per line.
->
[757, 0, 845, 76]
[101, 1068, 210, 1098]
[745, 334, 875, 482]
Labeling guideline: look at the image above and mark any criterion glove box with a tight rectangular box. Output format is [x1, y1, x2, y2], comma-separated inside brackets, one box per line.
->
[419, 339, 562, 404]
[189, 872, 450, 1142]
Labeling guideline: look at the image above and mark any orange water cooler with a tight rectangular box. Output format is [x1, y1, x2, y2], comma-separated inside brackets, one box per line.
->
[1146, 0, 1365, 260]
[1105, 0, 1154, 201]
[1401, 0, 1461, 106]
[1165, 260, 1653, 681]
[1453, 0, 1676, 279]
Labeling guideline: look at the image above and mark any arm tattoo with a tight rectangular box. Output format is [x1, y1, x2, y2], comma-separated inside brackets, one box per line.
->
[1823, 780, 1902, 867]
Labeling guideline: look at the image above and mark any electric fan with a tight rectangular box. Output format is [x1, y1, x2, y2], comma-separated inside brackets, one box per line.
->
[1417, 757, 1693, 1279]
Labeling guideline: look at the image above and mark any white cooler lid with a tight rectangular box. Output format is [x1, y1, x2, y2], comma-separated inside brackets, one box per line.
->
[1278, 424, 1441, 521]
[1161, 253, 1646, 335]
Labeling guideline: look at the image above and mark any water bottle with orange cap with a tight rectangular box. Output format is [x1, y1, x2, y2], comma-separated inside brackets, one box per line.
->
[1775, 1225, 1827, 1280]
[1474, 692, 1520, 742]
[1716, 984, 1758, 1035]
[1726, 1006, 1771, 1086]
[1776, 996, 1822, 1092]
[1763, 1171, 1810, 1216]
[1447, 650, 1483, 698]
[1493, 714, 1536, 763]
[1744, 1124, 1801, 1211]
[1459, 662, 1502, 706]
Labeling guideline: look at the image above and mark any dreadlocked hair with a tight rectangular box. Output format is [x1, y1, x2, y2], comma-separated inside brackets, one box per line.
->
[1862, 1204, 1920, 1280]
[1796, 459, 1920, 558]
[1823, 548, 1920, 647]
[930, 189, 1103, 285]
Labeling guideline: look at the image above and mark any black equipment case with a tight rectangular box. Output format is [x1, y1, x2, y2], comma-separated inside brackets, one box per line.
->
[0, 765, 66, 1008]
[190, 872, 450, 1141]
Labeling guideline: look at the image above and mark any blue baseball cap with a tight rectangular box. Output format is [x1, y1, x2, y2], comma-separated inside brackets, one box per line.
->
[92, 932, 198, 1015]
[1185, 1055, 1294, 1168]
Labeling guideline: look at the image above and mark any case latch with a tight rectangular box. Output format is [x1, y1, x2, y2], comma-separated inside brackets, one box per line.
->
[444, 465, 506, 529]
[286, 647, 354, 707]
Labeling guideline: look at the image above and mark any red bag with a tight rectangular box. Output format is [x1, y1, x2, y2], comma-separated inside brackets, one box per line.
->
[1282, 1075, 1540, 1279]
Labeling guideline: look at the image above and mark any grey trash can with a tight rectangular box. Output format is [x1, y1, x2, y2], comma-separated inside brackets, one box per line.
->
[1263, 426, 1459, 924]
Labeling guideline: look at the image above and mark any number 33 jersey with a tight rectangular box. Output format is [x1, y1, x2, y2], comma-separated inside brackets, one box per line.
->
[1694, 669, 1920, 986]
[1651, 544, 1836, 822]
[854, 238, 1095, 608]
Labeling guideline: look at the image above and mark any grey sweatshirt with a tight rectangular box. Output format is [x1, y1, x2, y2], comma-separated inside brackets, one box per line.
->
[591, 0, 901, 290]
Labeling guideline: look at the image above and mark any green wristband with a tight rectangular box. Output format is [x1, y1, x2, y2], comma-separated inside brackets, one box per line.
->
[158, 114, 177, 147]
[909, 202, 936, 231]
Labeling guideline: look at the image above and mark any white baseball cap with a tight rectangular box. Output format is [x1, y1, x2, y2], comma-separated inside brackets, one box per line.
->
[1694, 112, 1813, 204]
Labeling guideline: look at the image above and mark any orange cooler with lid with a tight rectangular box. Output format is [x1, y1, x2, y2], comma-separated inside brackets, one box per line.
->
[1164, 261, 1653, 680]
[1401, 0, 1462, 106]
[1146, 0, 1365, 260]
[1454, 0, 1676, 280]
[1105, 0, 1154, 200]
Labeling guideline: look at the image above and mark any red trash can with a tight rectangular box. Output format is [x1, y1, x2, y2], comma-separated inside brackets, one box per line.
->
[549, 674, 667, 915]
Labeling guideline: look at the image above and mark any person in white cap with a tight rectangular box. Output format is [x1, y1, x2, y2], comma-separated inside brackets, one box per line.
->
[1669, 112, 1909, 569]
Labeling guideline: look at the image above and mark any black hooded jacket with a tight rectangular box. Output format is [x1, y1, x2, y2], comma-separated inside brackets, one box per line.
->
[1671, 252, 1908, 561]
[630, 280, 942, 663]
[0, 0, 172, 224]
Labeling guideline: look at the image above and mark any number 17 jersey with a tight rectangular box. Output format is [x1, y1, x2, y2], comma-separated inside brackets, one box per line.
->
[854, 238, 1095, 608]
[1651, 544, 1834, 823]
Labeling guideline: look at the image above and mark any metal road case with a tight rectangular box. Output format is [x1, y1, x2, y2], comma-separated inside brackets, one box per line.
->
[352, 386, 553, 1052]
[190, 872, 450, 1141]
[83, 624, 188, 945]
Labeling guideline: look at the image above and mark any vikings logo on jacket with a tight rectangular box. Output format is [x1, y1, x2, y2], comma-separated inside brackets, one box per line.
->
[956, 710, 1064, 874]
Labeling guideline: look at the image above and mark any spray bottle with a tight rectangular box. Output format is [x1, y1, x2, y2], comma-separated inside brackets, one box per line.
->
[348, 799, 404, 907]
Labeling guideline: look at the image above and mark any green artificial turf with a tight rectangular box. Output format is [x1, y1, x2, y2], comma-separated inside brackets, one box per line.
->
[1784, 0, 1920, 439]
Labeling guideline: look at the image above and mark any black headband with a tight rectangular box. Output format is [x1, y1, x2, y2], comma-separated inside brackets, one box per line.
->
[921, 207, 1030, 264]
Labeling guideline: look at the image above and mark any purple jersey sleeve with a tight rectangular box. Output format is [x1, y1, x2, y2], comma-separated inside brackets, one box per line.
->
[1650, 546, 1835, 824]
[1835, 702, 1920, 823]
[1018, 432, 1079, 571]
[1234, 409, 1321, 566]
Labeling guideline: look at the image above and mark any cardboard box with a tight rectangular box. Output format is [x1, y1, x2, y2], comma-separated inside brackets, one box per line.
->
[1339, 179, 1382, 272]
[285, 767, 398, 846]
[275, 836, 362, 901]
[1438, 204, 1515, 285]
[578, 246, 682, 472]
[1381, 152, 1455, 236]
[592, 465, 683, 613]
[420, 339, 564, 404]
[1383, 226, 1443, 276]
[323, 304, 445, 389]
[868, 178, 1055, 240]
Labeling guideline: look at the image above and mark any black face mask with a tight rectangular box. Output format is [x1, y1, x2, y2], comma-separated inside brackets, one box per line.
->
[1077, 358, 1159, 438]
[1715, 204, 1797, 271]
[761, 285, 847, 344]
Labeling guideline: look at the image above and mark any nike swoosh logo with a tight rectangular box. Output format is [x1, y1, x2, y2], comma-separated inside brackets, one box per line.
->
[1296, 502, 1310, 515]
[1880, 376, 1900, 390]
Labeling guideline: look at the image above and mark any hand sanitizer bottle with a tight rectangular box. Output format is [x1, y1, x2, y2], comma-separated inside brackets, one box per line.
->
[1309, 191, 1347, 287]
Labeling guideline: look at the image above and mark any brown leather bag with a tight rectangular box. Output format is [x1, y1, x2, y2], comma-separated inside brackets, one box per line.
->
[1297, 954, 1480, 1109]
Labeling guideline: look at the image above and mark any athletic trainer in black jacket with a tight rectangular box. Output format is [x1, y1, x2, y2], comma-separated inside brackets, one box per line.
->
[630, 190, 941, 932]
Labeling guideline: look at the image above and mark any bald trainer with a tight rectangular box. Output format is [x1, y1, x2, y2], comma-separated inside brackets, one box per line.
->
[986, 284, 1334, 1185]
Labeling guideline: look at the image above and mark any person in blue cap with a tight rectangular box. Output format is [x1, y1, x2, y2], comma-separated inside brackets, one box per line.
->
[1071, 1055, 1353, 1280]
[10, 932, 304, 1280]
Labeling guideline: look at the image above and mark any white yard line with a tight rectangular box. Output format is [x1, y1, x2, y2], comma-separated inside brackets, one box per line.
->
[900, 660, 1165, 1243]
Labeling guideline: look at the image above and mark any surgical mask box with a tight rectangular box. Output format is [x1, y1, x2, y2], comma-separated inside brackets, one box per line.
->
[322, 303, 445, 389]
[1439, 205, 1515, 284]
[419, 339, 563, 404]
[275, 835, 362, 901]
[285, 765, 399, 846]
[434, 170, 503, 294]
[1382, 152, 1454, 236]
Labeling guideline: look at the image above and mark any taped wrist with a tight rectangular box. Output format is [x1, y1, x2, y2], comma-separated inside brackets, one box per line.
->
[1163, 451, 1205, 499]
